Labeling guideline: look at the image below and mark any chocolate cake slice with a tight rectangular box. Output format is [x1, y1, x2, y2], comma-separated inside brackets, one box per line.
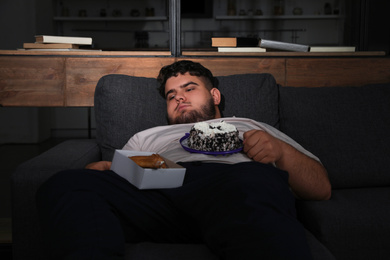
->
[187, 121, 240, 152]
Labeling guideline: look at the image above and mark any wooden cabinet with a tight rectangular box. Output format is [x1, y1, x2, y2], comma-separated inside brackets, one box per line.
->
[1, 51, 389, 107]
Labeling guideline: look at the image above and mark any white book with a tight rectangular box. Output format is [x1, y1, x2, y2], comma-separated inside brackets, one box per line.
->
[35, 35, 92, 45]
[218, 47, 266, 52]
[310, 46, 356, 52]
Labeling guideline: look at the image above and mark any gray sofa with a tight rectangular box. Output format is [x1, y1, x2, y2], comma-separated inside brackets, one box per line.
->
[11, 73, 390, 259]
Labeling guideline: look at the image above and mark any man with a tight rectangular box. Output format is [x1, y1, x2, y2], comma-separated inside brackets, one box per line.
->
[37, 60, 331, 259]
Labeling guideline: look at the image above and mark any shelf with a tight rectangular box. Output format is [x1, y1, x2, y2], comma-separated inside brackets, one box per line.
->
[4, 50, 385, 57]
[215, 15, 343, 20]
[54, 15, 341, 22]
[53, 16, 168, 22]
[181, 51, 386, 57]
[2, 50, 172, 56]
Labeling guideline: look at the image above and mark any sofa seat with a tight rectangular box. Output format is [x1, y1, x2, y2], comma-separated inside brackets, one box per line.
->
[123, 228, 335, 260]
[297, 187, 390, 260]
[13, 73, 389, 259]
[124, 243, 218, 260]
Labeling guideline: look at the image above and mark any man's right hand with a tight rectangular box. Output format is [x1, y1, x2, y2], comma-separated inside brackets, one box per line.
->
[85, 161, 112, 171]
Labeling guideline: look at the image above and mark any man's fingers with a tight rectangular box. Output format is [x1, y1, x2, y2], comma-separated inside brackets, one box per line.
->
[85, 161, 112, 171]
[243, 129, 257, 142]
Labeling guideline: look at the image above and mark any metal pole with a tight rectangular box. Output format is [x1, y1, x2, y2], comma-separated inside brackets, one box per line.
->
[169, 0, 181, 56]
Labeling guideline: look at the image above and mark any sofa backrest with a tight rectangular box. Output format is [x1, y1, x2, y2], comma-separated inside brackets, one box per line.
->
[279, 83, 390, 189]
[95, 73, 280, 160]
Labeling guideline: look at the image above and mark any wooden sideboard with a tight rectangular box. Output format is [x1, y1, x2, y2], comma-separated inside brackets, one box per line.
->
[1, 50, 389, 107]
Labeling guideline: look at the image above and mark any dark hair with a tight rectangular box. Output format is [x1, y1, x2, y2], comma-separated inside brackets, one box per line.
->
[157, 60, 217, 98]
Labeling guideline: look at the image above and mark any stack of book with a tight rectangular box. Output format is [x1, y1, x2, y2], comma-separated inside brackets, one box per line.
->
[211, 37, 355, 53]
[22, 35, 93, 51]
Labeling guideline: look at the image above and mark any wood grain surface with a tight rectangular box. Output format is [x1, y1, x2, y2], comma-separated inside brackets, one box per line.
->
[1, 52, 389, 107]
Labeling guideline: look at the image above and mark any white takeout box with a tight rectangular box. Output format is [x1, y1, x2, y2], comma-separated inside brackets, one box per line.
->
[110, 150, 186, 189]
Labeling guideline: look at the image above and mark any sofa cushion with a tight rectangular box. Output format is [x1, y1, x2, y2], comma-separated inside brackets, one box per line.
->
[95, 73, 280, 161]
[95, 75, 167, 161]
[217, 73, 280, 128]
[279, 83, 390, 189]
[296, 187, 390, 260]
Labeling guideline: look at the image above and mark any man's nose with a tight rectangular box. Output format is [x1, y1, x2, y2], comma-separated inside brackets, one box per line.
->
[175, 92, 186, 101]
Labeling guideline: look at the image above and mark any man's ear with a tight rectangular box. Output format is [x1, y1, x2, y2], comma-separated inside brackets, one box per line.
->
[210, 88, 221, 105]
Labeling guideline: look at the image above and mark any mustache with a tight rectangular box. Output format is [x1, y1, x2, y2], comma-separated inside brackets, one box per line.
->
[175, 101, 191, 111]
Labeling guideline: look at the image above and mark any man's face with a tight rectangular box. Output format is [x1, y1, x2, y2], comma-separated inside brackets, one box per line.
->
[164, 72, 220, 124]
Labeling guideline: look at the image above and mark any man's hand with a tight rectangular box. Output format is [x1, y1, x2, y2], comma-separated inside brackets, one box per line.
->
[85, 161, 112, 171]
[243, 129, 284, 164]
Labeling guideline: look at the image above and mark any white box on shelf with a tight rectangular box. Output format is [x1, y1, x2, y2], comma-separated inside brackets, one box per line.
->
[110, 150, 186, 189]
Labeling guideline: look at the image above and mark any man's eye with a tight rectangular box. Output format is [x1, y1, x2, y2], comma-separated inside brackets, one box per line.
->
[167, 94, 175, 100]
[186, 87, 194, 92]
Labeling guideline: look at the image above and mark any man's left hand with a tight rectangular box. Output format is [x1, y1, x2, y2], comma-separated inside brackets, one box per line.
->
[85, 161, 112, 171]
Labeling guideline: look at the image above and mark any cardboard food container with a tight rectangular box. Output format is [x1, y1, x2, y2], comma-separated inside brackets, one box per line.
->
[110, 150, 186, 189]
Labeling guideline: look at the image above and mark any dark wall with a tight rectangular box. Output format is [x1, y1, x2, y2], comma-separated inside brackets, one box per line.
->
[346, 0, 390, 53]
[365, 0, 390, 53]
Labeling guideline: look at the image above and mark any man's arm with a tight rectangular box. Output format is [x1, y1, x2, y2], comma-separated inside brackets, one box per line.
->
[85, 131, 139, 171]
[243, 130, 331, 201]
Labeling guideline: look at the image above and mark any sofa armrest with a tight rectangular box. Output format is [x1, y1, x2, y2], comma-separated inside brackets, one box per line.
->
[11, 139, 101, 259]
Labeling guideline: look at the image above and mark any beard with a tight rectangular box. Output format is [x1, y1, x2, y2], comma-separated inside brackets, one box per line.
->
[168, 96, 216, 125]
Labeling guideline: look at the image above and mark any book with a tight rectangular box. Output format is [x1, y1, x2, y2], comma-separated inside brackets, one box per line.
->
[212, 37, 259, 47]
[259, 39, 309, 52]
[35, 35, 92, 45]
[19, 48, 102, 52]
[310, 46, 356, 52]
[23, 43, 80, 49]
[218, 47, 266, 53]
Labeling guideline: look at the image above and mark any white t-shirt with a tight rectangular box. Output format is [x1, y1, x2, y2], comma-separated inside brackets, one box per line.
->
[122, 117, 320, 165]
